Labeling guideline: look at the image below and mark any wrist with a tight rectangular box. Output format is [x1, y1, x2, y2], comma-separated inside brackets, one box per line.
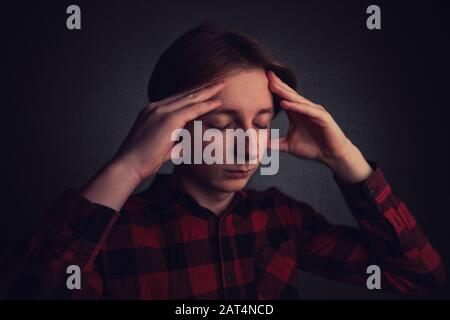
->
[107, 158, 144, 186]
[322, 143, 373, 184]
[80, 160, 143, 212]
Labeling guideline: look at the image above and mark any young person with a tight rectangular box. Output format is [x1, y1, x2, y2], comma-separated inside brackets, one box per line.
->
[0, 24, 445, 299]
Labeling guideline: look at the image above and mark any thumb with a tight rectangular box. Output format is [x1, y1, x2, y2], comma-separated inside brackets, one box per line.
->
[268, 136, 289, 153]
[165, 143, 185, 163]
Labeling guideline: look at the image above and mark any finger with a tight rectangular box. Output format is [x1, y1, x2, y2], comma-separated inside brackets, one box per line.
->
[165, 143, 184, 163]
[161, 81, 226, 112]
[176, 99, 223, 122]
[163, 81, 226, 112]
[150, 79, 224, 108]
[269, 80, 312, 106]
[267, 70, 297, 94]
[268, 136, 289, 152]
[267, 71, 317, 106]
[267, 70, 302, 97]
[280, 100, 327, 119]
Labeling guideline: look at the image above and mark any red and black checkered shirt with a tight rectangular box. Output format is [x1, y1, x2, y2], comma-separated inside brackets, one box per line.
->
[0, 163, 445, 299]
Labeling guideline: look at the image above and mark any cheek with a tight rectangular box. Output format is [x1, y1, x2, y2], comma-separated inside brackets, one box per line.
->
[258, 129, 270, 149]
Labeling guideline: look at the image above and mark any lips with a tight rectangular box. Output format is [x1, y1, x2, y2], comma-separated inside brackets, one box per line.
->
[224, 167, 255, 179]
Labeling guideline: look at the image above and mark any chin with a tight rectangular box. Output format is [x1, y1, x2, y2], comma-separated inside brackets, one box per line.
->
[212, 175, 252, 193]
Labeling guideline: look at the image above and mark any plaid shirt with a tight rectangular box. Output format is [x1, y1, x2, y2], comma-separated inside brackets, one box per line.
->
[0, 163, 445, 299]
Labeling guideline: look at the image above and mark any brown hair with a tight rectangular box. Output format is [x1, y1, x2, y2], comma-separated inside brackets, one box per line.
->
[147, 23, 297, 114]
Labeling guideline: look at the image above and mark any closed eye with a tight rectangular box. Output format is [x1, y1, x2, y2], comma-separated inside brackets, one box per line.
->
[208, 123, 269, 130]
[208, 123, 236, 130]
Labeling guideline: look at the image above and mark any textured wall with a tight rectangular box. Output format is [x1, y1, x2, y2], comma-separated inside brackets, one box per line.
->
[2, 0, 449, 298]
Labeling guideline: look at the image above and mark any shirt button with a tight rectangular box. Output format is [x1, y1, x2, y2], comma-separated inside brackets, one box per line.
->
[368, 188, 377, 198]
[225, 272, 234, 283]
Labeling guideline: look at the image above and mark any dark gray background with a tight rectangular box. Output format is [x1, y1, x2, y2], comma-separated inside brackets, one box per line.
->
[2, 0, 449, 299]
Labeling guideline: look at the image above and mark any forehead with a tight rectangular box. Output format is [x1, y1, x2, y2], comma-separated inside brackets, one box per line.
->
[212, 68, 274, 114]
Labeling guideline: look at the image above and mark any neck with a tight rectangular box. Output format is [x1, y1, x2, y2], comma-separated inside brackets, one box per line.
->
[171, 168, 235, 216]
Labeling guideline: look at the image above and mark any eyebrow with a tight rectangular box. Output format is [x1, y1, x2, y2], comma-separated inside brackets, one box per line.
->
[209, 107, 274, 116]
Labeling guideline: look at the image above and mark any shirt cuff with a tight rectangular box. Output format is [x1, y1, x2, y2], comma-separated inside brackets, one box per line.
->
[46, 189, 119, 248]
[333, 161, 393, 206]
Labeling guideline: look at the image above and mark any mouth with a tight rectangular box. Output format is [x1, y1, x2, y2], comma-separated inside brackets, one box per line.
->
[224, 167, 256, 179]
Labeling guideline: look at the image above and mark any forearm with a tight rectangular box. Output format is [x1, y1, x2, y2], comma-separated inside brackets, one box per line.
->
[299, 163, 446, 293]
[80, 160, 142, 212]
[0, 190, 117, 299]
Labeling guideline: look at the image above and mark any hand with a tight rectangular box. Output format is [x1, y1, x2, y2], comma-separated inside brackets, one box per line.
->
[267, 70, 372, 184]
[112, 80, 226, 181]
[81, 81, 226, 211]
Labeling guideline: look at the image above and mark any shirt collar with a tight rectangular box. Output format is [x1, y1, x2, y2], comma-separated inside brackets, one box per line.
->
[141, 174, 249, 220]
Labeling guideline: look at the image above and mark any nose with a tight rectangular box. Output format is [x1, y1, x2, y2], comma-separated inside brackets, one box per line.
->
[232, 125, 260, 164]
[245, 134, 259, 162]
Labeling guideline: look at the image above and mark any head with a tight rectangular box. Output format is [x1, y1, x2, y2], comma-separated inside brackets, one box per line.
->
[148, 23, 297, 193]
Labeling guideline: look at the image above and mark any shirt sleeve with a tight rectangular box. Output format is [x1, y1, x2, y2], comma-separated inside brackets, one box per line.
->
[0, 189, 119, 299]
[295, 162, 446, 294]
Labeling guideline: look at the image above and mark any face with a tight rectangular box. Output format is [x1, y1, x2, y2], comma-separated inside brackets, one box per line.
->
[180, 68, 274, 193]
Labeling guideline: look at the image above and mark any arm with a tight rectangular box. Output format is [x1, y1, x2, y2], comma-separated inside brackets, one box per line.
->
[267, 70, 445, 293]
[295, 163, 445, 293]
[0, 190, 118, 299]
[0, 80, 227, 299]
